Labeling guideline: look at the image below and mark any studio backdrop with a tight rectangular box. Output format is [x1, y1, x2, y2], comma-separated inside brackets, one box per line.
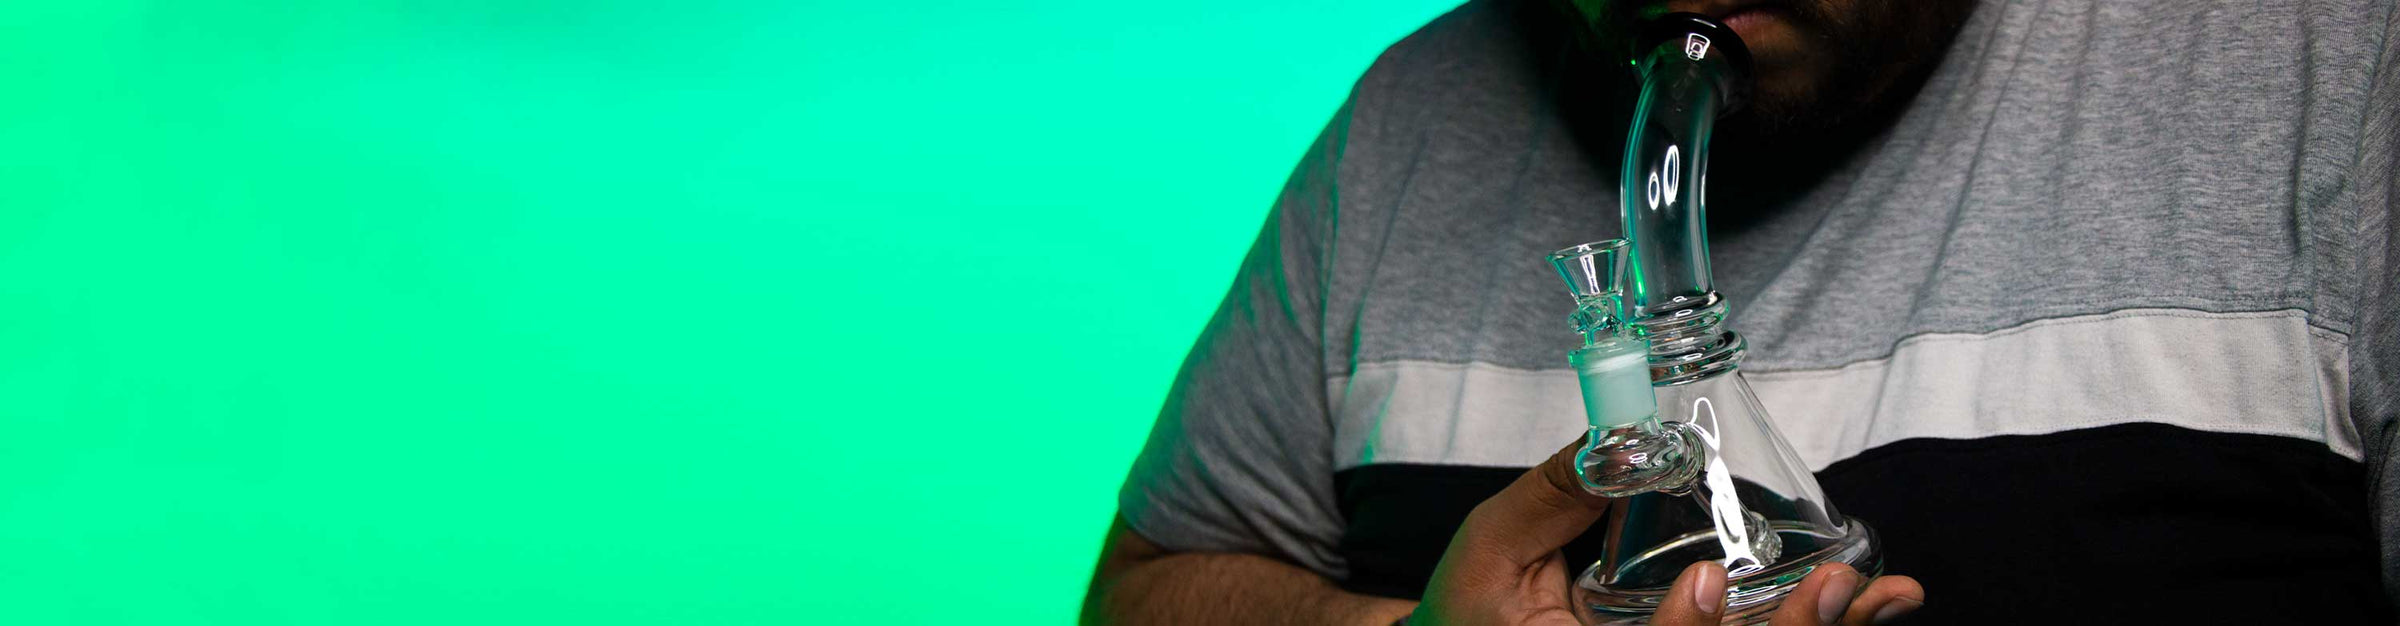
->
[0, 0, 1464, 624]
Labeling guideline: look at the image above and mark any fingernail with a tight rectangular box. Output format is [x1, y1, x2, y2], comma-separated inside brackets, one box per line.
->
[1690, 561, 1726, 616]
[1815, 569, 1859, 624]
[1871, 598, 1923, 625]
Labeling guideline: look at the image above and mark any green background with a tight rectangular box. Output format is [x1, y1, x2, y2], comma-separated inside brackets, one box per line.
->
[0, 0, 1460, 623]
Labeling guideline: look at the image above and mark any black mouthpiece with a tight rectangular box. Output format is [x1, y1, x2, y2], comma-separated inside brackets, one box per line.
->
[1633, 12, 1755, 115]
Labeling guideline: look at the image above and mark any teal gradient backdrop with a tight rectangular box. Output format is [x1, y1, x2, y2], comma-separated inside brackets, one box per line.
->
[0, 1, 1462, 623]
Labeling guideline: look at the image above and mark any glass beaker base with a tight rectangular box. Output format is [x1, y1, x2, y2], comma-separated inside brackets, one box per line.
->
[1573, 517, 1881, 625]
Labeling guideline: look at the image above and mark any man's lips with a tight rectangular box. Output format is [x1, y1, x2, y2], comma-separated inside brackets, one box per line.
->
[1718, 5, 1790, 39]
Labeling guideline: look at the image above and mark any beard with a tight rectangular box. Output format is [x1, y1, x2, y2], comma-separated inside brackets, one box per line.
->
[1531, 0, 1976, 224]
[1550, 0, 1976, 141]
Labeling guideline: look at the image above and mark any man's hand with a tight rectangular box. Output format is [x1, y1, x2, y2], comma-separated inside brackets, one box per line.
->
[1408, 438, 1925, 625]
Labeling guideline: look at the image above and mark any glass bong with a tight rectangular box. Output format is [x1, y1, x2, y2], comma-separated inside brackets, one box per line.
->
[1549, 14, 1881, 625]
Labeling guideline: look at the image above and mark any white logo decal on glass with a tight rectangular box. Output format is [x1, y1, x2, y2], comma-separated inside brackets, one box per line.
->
[1645, 170, 1660, 210]
[1684, 34, 1712, 61]
[1645, 145, 1682, 211]
[1686, 397, 1768, 575]
[1661, 145, 1681, 205]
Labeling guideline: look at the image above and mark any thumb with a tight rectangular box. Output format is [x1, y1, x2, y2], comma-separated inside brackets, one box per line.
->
[1449, 436, 1619, 568]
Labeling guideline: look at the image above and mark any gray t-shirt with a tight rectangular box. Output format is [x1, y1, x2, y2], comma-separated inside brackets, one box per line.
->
[1120, 0, 2400, 620]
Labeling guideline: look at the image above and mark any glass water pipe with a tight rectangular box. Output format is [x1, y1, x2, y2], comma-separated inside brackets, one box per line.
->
[1561, 14, 1883, 625]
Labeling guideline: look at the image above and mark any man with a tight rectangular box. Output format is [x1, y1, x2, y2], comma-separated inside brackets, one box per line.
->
[1086, 0, 2400, 623]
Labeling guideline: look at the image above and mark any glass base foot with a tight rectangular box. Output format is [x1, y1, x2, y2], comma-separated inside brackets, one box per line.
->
[1573, 517, 1881, 625]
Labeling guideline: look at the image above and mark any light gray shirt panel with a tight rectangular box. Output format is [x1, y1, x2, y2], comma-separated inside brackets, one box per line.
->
[1321, 0, 2392, 376]
[2350, 0, 2400, 606]
[1115, 99, 1351, 576]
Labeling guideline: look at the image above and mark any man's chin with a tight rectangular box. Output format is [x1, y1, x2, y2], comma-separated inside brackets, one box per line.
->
[1725, 80, 1826, 138]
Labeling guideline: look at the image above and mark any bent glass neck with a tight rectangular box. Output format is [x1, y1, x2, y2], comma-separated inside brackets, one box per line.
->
[1619, 41, 1733, 317]
[1618, 15, 1753, 385]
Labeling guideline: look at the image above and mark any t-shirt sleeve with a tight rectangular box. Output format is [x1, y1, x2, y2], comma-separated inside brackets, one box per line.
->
[1115, 99, 1353, 579]
[2356, 7, 2400, 608]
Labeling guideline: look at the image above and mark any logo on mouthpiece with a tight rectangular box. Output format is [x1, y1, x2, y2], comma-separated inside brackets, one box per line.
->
[1684, 34, 1712, 60]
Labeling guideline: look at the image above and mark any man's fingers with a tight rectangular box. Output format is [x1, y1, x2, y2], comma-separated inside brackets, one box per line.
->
[1838, 575, 1924, 625]
[1647, 560, 1926, 626]
[1763, 564, 1924, 625]
[1649, 560, 1728, 626]
[1767, 563, 1859, 625]
[1452, 437, 1618, 565]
